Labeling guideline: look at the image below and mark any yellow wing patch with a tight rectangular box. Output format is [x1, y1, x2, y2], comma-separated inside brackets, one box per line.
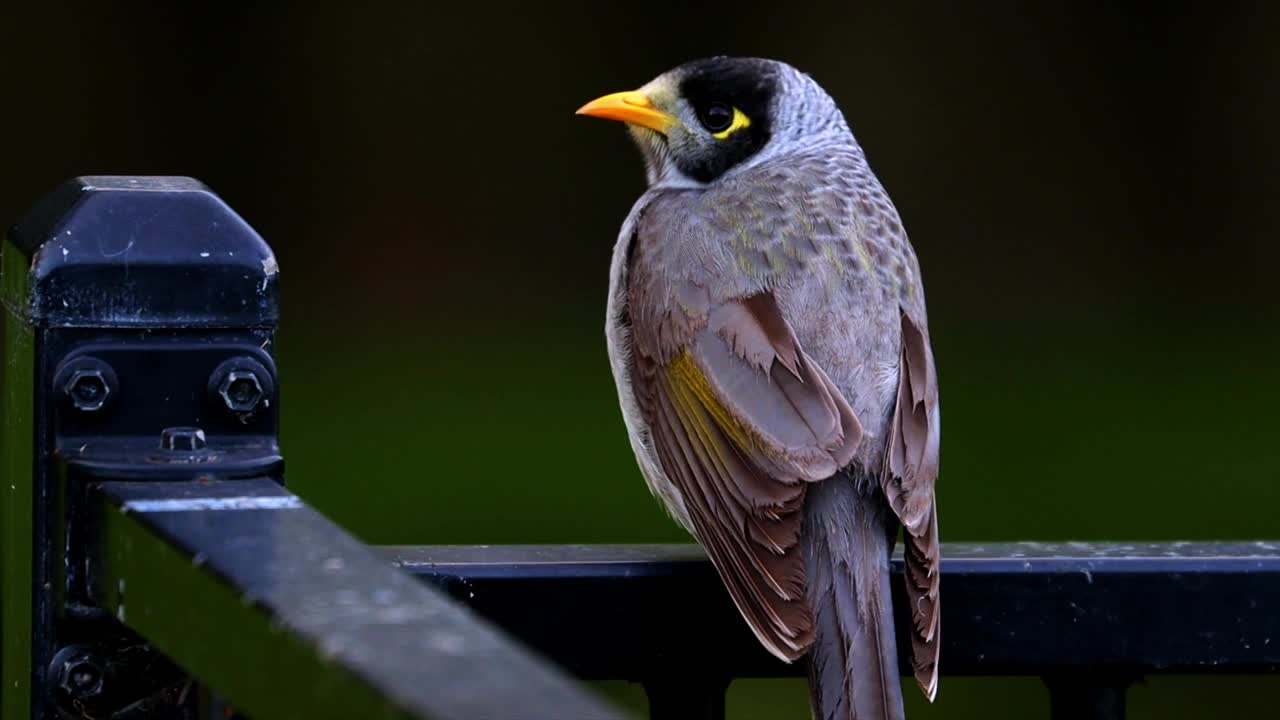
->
[667, 349, 756, 452]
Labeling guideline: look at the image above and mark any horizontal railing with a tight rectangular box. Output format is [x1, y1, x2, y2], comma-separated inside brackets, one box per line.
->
[388, 542, 1280, 720]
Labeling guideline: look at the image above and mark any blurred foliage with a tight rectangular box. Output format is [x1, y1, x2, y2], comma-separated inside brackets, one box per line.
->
[4, 2, 1279, 717]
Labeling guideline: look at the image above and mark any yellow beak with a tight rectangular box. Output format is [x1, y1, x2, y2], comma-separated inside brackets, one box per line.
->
[576, 91, 677, 135]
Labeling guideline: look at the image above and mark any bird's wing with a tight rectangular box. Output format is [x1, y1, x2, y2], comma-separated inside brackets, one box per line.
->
[882, 308, 941, 700]
[630, 288, 862, 661]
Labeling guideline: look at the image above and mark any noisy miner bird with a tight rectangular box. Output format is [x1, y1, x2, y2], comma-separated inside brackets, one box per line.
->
[577, 57, 941, 719]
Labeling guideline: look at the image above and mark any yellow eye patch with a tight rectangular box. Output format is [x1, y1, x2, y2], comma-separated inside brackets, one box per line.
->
[711, 107, 752, 140]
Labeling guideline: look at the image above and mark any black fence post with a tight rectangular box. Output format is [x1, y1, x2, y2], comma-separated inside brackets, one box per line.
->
[1, 177, 625, 720]
[2, 176, 280, 719]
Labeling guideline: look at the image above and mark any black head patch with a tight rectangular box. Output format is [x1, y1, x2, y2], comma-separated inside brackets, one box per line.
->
[674, 57, 780, 182]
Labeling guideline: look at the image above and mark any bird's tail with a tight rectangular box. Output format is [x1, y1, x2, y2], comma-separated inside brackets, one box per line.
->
[804, 477, 904, 720]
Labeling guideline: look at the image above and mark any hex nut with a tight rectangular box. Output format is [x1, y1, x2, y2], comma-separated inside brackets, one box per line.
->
[207, 355, 275, 419]
[55, 357, 119, 413]
[57, 653, 104, 700]
[219, 370, 265, 413]
[65, 369, 110, 411]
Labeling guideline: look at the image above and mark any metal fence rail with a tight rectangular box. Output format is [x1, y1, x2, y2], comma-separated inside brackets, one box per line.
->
[391, 542, 1280, 719]
[87, 478, 621, 720]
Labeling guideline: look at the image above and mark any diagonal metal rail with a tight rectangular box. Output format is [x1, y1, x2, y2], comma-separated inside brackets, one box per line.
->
[88, 478, 626, 720]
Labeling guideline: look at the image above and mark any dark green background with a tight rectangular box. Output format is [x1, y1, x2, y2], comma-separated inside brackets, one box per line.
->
[3, 3, 1277, 717]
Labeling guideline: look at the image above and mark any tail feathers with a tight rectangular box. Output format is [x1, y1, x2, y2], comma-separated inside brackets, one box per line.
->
[806, 485, 904, 720]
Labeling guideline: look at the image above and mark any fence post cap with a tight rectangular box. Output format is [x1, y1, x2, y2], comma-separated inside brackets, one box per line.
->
[5, 176, 279, 328]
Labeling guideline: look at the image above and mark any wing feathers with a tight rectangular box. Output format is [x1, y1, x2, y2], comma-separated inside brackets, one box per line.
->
[654, 377, 811, 655]
[697, 307, 861, 478]
[883, 310, 942, 701]
[632, 290, 861, 663]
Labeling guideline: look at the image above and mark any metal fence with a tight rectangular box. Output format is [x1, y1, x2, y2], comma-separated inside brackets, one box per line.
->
[1, 177, 1276, 720]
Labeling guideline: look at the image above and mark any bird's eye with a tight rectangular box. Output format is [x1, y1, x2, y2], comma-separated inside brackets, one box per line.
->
[698, 103, 735, 133]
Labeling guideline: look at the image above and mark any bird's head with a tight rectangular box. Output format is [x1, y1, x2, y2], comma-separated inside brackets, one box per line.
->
[577, 57, 850, 188]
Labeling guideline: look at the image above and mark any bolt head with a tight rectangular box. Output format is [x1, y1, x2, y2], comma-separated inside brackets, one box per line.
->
[58, 655, 104, 699]
[64, 369, 110, 411]
[219, 370, 264, 413]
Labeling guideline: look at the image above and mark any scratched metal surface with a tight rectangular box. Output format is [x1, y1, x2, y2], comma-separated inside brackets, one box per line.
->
[8, 176, 279, 328]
